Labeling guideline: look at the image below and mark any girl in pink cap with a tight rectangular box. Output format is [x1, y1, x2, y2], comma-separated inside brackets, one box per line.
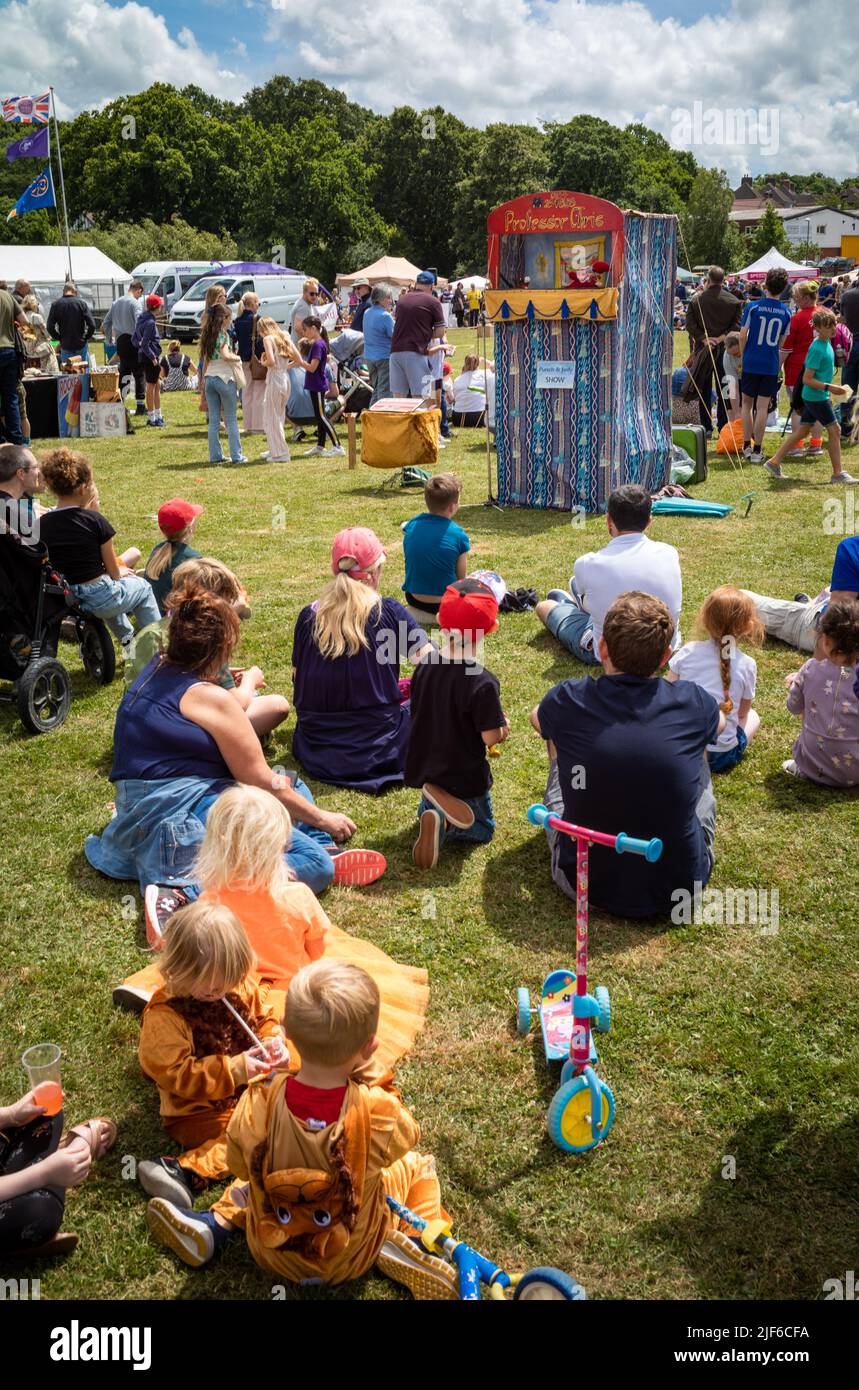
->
[291, 528, 433, 793]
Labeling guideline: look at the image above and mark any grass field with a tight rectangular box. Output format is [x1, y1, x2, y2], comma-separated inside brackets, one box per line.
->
[1, 327, 857, 1301]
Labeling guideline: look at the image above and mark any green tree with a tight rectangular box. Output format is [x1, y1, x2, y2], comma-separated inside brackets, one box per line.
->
[452, 123, 549, 272]
[680, 167, 743, 270]
[242, 77, 372, 143]
[545, 115, 631, 203]
[369, 107, 478, 272]
[70, 217, 237, 272]
[748, 202, 791, 259]
[624, 123, 696, 214]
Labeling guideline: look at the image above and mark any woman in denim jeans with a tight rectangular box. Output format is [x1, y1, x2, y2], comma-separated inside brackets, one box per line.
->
[199, 304, 246, 465]
[85, 585, 387, 900]
[38, 448, 161, 656]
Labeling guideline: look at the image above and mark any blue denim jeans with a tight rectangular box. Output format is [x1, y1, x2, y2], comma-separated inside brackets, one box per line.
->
[205, 374, 243, 462]
[71, 573, 162, 646]
[544, 591, 600, 665]
[0, 347, 24, 445]
[191, 777, 336, 896]
[417, 790, 495, 848]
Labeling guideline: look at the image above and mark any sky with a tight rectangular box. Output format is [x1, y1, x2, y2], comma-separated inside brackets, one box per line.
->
[1, 0, 857, 183]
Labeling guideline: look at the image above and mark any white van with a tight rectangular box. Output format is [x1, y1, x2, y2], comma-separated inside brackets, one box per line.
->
[168, 272, 308, 342]
[130, 262, 221, 313]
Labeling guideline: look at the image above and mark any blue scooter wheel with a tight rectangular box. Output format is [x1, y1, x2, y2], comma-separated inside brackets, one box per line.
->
[594, 985, 611, 1034]
[547, 1075, 614, 1152]
[516, 987, 531, 1036]
[514, 1267, 587, 1300]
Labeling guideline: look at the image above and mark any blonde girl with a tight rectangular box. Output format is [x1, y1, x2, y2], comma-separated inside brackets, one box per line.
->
[143, 497, 203, 615]
[291, 528, 433, 791]
[259, 315, 302, 462]
[136, 900, 289, 1208]
[170, 556, 289, 738]
[666, 585, 764, 772]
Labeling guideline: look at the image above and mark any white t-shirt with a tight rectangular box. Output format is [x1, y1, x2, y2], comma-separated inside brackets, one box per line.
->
[573, 531, 683, 648]
[669, 638, 757, 750]
[452, 369, 487, 414]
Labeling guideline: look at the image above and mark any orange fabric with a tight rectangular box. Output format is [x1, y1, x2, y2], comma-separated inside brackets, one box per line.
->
[138, 975, 284, 1125]
[212, 1075, 442, 1284]
[166, 1112, 233, 1181]
[200, 883, 327, 990]
[716, 418, 744, 453]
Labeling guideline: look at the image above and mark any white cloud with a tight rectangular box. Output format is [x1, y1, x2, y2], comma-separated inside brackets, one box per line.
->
[0, 0, 233, 116]
[1, 0, 856, 181]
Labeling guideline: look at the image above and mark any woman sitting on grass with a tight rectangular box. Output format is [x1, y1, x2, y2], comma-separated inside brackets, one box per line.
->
[85, 585, 384, 898]
[291, 528, 434, 793]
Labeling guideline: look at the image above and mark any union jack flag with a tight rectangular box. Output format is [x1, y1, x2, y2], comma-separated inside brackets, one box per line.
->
[2, 93, 51, 124]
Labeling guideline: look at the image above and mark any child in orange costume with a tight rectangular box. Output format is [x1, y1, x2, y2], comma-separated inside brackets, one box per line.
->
[136, 901, 290, 1207]
[145, 785, 428, 1075]
[147, 960, 459, 1298]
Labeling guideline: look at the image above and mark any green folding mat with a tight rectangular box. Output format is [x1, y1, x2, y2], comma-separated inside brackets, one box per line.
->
[671, 424, 708, 483]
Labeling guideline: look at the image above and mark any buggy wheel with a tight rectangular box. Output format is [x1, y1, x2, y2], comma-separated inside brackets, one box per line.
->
[16, 658, 72, 734]
[513, 1267, 587, 1301]
[78, 617, 116, 686]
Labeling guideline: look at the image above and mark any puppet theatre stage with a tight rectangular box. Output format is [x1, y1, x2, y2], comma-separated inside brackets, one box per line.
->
[487, 194, 676, 513]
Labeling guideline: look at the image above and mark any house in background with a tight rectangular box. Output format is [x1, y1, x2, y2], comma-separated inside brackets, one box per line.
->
[729, 181, 859, 259]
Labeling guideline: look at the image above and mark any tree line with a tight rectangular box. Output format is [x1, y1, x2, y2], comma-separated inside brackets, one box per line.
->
[0, 78, 853, 281]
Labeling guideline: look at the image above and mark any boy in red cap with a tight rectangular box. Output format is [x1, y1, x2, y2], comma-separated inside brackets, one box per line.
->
[405, 578, 509, 869]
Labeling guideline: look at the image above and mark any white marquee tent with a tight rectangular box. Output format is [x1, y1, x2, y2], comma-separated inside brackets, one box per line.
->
[732, 247, 818, 282]
[0, 244, 130, 311]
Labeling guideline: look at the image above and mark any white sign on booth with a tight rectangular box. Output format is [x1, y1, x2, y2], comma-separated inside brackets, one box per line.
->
[536, 360, 576, 390]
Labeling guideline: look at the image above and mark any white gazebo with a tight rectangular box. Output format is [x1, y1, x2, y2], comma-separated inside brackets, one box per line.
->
[732, 247, 818, 281]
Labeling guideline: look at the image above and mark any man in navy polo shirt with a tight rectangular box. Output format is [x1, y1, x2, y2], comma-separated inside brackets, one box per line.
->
[530, 591, 724, 920]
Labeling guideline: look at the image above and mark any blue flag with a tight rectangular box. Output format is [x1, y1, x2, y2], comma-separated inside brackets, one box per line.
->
[6, 125, 49, 162]
[6, 164, 55, 221]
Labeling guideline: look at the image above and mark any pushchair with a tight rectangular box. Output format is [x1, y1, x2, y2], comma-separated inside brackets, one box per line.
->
[328, 330, 372, 422]
[0, 531, 116, 734]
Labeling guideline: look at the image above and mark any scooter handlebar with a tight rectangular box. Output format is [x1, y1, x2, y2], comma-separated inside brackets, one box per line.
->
[615, 832, 663, 862]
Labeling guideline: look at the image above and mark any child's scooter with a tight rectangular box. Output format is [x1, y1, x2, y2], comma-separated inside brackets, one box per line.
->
[385, 1196, 586, 1300]
[518, 804, 663, 1153]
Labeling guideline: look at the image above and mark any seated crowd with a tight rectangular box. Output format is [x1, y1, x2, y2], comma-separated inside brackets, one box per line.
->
[2, 441, 858, 1294]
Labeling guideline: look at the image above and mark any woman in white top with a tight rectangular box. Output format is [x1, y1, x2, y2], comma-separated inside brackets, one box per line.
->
[451, 354, 494, 427]
[199, 304, 246, 465]
[260, 317, 303, 462]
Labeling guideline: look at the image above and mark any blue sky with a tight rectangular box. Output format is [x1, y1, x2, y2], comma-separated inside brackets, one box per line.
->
[1, 0, 856, 180]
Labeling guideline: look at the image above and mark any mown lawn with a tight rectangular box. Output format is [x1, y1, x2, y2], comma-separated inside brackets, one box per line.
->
[1, 327, 856, 1301]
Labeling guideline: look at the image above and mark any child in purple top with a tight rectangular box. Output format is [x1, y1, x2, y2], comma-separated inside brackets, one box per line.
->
[784, 600, 859, 787]
[299, 317, 343, 457]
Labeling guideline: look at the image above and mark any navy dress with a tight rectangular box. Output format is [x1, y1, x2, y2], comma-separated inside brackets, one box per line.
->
[291, 598, 425, 793]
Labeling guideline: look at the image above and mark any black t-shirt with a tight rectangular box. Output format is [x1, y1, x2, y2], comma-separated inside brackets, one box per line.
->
[405, 655, 504, 799]
[537, 673, 720, 919]
[39, 506, 116, 584]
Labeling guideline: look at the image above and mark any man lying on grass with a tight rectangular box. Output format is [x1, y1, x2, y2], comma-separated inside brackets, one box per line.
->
[530, 591, 726, 920]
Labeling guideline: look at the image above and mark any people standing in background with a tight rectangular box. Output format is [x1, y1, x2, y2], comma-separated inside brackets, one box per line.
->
[739, 266, 792, 463]
[685, 265, 742, 439]
[46, 282, 96, 365]
[466, 284, 480, 327]
[362, 284, 395, 406]
[348, 278, 372, 333]
[20, 294, 58, 375]
[133, 294, 166, 429]
[298, 318, 343, 457]
[103, 280, 145, 414]
[232, 292, 264, 434]
[389, 272, 445, 399]
[452, 282, 465, 328]
[260, 317, 303, 463]
[291, 278, 321, 340]
[199, 304, 247, 466]
[0, 283, 27, 446]
[838, 274, 859, 437]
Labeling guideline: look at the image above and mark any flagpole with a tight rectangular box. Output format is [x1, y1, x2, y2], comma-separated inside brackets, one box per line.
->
[49, 87, 72, 282]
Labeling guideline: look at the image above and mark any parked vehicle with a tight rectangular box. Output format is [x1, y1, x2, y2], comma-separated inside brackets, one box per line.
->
[130, 262, 222, 313]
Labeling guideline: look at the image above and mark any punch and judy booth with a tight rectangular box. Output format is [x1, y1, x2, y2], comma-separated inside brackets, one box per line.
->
[486, 193, 676, 512]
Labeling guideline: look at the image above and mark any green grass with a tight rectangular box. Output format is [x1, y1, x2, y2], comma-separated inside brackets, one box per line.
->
[1, 327, 857, 1301]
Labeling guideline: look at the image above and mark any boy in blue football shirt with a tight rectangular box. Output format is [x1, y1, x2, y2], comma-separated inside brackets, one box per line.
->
[763, 308, 856, 484]
[401, 472, 470, 624]
[739, 266, 793, 462]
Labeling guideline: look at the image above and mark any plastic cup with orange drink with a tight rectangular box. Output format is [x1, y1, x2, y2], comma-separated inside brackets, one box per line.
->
[22, 1043, 64, 1115]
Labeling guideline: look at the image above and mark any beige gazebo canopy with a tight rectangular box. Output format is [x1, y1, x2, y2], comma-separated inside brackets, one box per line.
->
[336, 256, 448, 288]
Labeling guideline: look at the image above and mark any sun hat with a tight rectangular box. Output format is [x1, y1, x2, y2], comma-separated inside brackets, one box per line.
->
[352, 277, 371, 289]
[146, 293, 163, 310]
[157, 498, 203, 537]
[438, 577, 499, 637]
[331, 527, 386, 581]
